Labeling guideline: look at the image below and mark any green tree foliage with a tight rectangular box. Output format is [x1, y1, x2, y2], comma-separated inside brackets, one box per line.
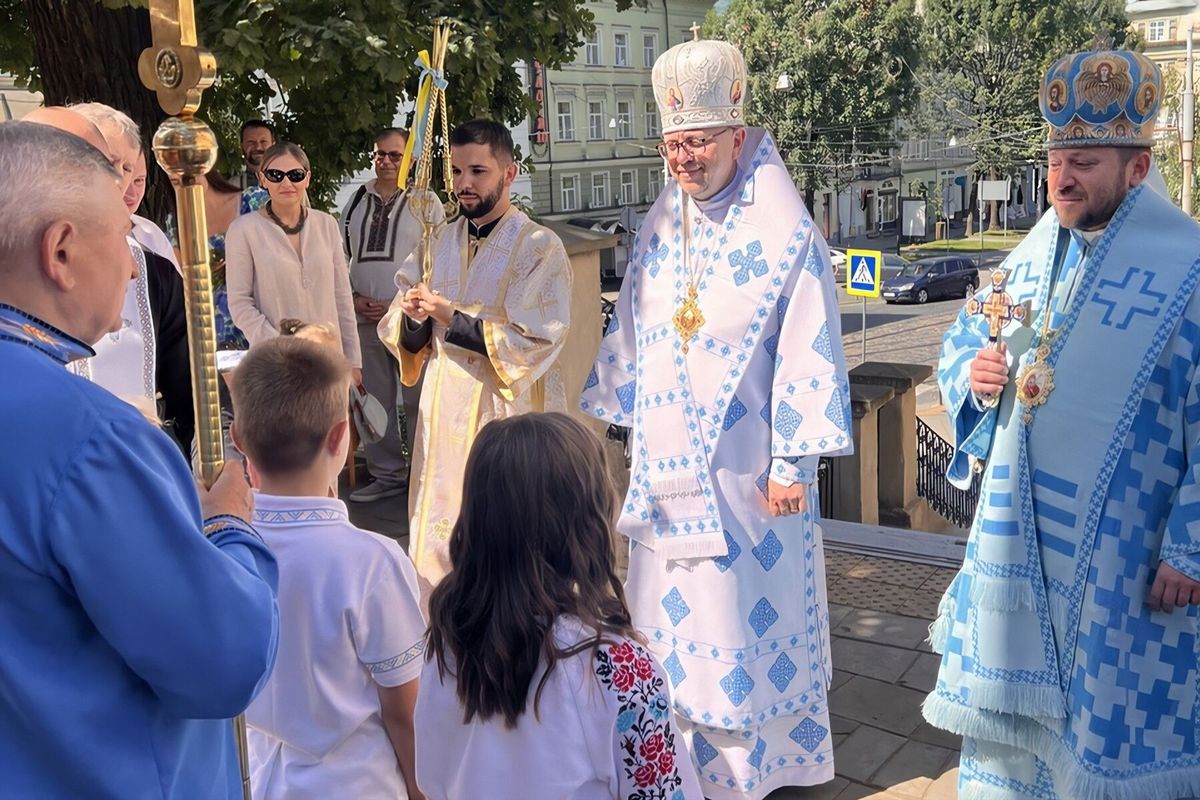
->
[920, 0, 1132, 228]
[1, 0, 623, 213]
[1155, 65, 1197, 216]
[706, 0, 921, 210]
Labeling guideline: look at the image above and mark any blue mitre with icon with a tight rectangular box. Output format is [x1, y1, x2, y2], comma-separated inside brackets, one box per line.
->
[1040, 46, 1162, 148]
[652, 32, 746, 134]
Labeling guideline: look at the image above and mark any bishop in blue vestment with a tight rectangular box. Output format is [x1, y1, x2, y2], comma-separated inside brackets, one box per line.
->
[926, 49, 1200, 798]
[0, 121, 279, 798]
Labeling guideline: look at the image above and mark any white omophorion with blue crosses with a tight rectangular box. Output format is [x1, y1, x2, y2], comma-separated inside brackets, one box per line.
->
[926, 183, 1200, 799]
[582, 128, 853, 800]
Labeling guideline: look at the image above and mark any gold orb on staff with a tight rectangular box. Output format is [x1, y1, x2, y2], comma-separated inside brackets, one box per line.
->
[399, 18, 457, 286]
[137, 2, 250, 797]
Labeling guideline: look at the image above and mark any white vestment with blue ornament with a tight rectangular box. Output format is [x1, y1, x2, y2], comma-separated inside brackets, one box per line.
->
[581, 128, 852, 800]
[926, 183, 1200, 799]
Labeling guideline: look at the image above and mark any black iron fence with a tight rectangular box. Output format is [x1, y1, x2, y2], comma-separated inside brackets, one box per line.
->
[916, 416, 980, 528]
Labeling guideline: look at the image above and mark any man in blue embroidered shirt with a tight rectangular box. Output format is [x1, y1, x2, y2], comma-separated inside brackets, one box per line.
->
[0, 121, 279, 797]
[927, 48, 1200, 798]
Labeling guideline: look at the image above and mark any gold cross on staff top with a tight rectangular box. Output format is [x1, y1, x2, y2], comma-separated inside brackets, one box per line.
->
[137, 0, 216, 116]
[966, 270, 1026, 343]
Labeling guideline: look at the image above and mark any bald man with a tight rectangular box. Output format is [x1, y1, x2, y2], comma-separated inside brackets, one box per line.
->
[26, 105, 195, 454]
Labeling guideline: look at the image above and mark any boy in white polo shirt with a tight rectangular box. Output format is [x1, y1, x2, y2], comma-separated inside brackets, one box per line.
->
[231, 337, 426, 799]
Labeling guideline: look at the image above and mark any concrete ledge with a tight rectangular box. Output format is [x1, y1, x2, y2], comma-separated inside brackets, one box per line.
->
[821, 519, 967, 569]
[850, 362, 934, 395]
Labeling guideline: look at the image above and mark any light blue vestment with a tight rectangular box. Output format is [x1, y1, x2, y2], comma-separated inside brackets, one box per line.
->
[926, 185, 1200, 799]
[0, 304, 280, 798]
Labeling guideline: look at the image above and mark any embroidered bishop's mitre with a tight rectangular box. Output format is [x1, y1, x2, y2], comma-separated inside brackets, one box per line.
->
[1040, 47, 1162, 149]
[652, 35, 746, 135]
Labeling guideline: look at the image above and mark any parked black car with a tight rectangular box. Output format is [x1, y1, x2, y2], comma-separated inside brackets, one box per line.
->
[881, 256, 979, 304]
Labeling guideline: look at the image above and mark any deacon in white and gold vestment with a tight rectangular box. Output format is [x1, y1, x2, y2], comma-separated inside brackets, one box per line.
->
[379, 121, 571, 594]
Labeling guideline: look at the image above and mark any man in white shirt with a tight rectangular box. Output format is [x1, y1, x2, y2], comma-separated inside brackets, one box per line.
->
[342, 128, 442, 502]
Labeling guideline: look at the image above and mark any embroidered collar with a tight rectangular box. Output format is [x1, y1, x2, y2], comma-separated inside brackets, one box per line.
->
[0, 303, 93, 364]
[252, 492, 350, 526]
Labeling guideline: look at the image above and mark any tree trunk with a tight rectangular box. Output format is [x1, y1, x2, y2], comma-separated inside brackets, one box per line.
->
[986, 167, 1001, 232]
[25, 0, 173, 225]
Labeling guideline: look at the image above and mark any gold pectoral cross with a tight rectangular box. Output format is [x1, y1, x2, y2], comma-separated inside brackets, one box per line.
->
[673, 282, 705, 354]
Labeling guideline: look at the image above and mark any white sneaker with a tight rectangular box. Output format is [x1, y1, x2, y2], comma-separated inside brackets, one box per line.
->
[349, 480, 406, 503]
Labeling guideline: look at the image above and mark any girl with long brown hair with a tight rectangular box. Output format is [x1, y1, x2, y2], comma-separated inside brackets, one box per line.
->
[415, 412, 703, 799]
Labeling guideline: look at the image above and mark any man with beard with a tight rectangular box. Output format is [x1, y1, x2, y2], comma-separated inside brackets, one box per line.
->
[342, 127, 441, 503]
[238, 119, 275, 190]
[580, 36, 851, 799]
[379, 119, 571, 598]
[926, 47, 1200, 798]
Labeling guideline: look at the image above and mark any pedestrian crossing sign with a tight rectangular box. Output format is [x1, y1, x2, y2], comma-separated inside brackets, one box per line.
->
[846, 248, 882, 298]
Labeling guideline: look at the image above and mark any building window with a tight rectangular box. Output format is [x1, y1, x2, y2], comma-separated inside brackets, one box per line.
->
[645, 101, 660, 139]
[647, 169, 662, 199]
[561, 175, 579, 211]
[588, 100, 605, 140]
[1148, 19, 1168, 42]
[585, 29, 601, 65]
[620, 170, 637, 205]
[557, 101, 575, 141]
[614, 31, 629, 67]
[592, 172, 610, 208]
[615, 100, 633, 139]
[643, 32, 659, 67]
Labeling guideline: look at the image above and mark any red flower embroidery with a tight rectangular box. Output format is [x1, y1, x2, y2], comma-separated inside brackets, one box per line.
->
[639, 732, 666, 761]
[613, 665, 636, 692]
[610, 642, 637, 664]
[634, 656, 655, 681]
[634, 763, 659, 787]
[658, 751, 675, 775]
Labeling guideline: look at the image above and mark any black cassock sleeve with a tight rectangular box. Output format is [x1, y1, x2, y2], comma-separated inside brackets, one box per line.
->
[144, 248, 194, 458]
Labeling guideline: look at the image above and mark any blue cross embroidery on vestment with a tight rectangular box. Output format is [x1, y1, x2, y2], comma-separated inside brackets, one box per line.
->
[729, 240, 768, 286]
[643, 234, 669, 278]
[720, 665, 756, 705]
[1090, 266, 1168, 330]
[748, 597, 779, 637]
[723, 395, 748, 430]
[585, 366, 599, 389]
[604, 314, 620, 337]
[748, 738, 767, 769]
[789, 718, 828, 752]
[713, 530, 742, 572]
[662, 587, 691, 626]
[774, 401, 803, 439]
[663, 651, 687, 687]
[812, 322, 834, 363]
[692, 733, 719, 766]
[768, 652, 798, 692]
[616, 380, 637, 414]
[752, 531, 784, 571]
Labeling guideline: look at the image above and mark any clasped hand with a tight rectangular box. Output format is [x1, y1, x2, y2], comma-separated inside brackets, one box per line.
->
[969, 344, 1009, 397]
[401, 283, 453, 326]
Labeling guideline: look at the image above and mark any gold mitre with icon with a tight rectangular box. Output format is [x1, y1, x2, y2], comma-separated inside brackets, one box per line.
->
[1040, 46, 1162, 149]
[652, 34, 746, 134]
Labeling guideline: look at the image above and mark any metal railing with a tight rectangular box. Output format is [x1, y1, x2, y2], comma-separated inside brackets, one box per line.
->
[916, 416, 980, 528]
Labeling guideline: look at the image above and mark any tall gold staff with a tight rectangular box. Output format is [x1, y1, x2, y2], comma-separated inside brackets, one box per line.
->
[399, 19, 457, 285]
[137, 4, 251, 798]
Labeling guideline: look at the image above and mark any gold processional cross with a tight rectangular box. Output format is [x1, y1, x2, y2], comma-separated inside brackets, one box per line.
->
[138, 3, 250, 798]
[965, 270, 1026, 409]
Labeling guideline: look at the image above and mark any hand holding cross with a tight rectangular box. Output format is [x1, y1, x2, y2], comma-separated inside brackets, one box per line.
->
[966, 271, 1026, 408]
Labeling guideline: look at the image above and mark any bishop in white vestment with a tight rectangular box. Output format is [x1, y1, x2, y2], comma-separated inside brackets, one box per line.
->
[582, 38, 852, 800]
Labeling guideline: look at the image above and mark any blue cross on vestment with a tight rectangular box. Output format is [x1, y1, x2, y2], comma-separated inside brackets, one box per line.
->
[643, 234, 669, 278]
[1091, 266, 1168, 330]
[729, 240, 768, 286]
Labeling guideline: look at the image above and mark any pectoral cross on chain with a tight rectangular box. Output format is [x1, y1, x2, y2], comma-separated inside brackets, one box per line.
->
[965, 270, 1026, 408]
[137, 0, 216, 116]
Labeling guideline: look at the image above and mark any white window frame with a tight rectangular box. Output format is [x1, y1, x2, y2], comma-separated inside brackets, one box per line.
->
[1148, 19, 1168, 42]
[585, 29, 602, 65]
[645, 100, 660, 139]
[643, 31, 659, 68]
[561, 174, 580, 211]
[614, 30, 630, 67]
[647, 169, 663, 199]
[615, 100, 633, 139]
[592, 171, 610, 208]
[557, 101, 575, 141]
[620, 169, 637, 205]
[588, 100, 606, 140]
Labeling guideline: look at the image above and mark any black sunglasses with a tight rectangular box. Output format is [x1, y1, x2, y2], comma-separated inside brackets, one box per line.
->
[263, 167, 308, 184]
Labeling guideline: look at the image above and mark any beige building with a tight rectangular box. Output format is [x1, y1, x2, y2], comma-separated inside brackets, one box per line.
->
[1128, 0, 1200, 65]
[522, 0, 714, 266]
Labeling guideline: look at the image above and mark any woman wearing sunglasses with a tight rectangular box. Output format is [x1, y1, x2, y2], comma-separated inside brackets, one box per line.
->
[226, 142, 362, 379]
